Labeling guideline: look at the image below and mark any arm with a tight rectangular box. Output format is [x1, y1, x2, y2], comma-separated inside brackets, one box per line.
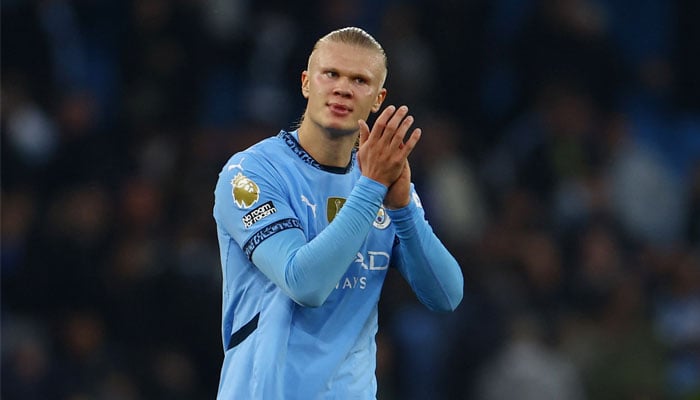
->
[374, 108, 462, 312]
[388, 197, 464, 312]
[252, 177, 386, 307]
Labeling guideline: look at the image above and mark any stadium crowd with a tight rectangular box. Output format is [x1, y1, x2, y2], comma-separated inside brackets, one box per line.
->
[2, 0, 699, 398]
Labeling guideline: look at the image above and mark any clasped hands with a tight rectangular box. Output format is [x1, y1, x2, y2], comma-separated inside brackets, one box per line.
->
[357, 105, 422, 210]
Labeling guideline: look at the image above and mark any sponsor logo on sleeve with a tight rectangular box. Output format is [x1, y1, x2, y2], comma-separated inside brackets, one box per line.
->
[242, 201, 277, 228]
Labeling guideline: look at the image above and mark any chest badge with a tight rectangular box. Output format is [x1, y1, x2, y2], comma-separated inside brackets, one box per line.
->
[327, 197, 347, 222]
[373, 206, 391, 229]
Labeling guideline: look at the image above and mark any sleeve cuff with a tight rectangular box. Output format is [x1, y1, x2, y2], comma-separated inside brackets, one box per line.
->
[386, 199, 419, 224]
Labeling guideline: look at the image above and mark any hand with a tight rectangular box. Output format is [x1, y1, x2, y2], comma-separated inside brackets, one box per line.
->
[357, 105, 421, 188]
[384, 160, 412, 209]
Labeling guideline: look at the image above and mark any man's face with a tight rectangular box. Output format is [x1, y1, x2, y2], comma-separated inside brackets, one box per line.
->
[301, 41, 387, 135]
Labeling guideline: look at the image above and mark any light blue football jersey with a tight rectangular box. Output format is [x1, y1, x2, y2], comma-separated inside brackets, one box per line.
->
[213, 130, 404, 399]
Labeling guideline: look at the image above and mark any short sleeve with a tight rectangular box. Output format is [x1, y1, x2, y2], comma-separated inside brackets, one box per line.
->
[214, 151, 302, 259]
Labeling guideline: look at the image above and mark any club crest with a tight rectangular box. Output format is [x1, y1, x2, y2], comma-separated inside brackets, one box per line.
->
[373, 206, 391, 229]
[231, 172, 260, 209]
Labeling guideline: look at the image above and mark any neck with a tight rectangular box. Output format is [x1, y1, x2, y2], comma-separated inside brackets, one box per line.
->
[297, 119, 357, 168]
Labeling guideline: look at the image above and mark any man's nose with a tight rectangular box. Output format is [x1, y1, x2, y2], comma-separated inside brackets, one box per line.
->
[333, 78, 352, 97]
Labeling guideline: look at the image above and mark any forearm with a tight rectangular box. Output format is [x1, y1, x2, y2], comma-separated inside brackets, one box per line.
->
[388, 202, 464, 312]
[252, 176, 387, 307]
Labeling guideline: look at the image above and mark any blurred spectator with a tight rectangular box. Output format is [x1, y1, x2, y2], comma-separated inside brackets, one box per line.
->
[482, 79, 603, 209]
[1, 73, 58, 168]
[652, 250, 700, 398]
[605, 115, 688, 245]
[1, 317, 53, 400]
[474, 315, 585, 400]
[568, 276, 666, 399]
[688, 163, 700, 245]
[512, 0, 623, 111]
[379, 2, 438, 113]
[1, 188, 37, 277]
[567, 219, 627, 316]
[410, 113, 488, 247]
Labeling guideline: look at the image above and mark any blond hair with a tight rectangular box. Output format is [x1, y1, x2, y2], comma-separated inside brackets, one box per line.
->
[312, 27, 387, 72]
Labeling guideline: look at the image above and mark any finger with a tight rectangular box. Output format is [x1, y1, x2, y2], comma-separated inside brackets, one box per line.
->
[358, 119, 370, 146]
[389, 115, 414, 149]
[371, 105, 396, 140]
[400, 128, 422, 157]
[383, 105, 409, 143]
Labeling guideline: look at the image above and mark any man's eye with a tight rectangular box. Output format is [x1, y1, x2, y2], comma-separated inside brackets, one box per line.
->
[325, 71, 338, 78]
[354, 77, 366, 84]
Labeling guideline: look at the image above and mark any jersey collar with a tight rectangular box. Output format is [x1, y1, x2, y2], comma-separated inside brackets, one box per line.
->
[278, 130, 356, 174]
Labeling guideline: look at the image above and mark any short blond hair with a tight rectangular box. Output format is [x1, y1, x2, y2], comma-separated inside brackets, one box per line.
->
[312, 27, 387, 72]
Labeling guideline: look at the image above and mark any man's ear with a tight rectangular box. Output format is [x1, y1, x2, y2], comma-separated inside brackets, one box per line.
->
[371, 88, 387, 113]
[301, 71, 310, 99]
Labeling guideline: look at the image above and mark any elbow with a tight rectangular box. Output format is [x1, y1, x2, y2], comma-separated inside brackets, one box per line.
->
[446, 285, 464, 312]
[430, 292, 463, 313]
[282, 259, 330, 308]
[289, 287, 328, 308]
[428, 277, 464, 313]
[446, 275, 465, 311]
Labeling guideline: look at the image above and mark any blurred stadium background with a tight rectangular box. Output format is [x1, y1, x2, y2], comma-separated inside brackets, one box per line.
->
[2, 0, 699, 399]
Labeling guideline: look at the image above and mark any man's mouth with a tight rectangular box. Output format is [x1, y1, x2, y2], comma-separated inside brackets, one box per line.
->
[328, 103, 352, 115]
